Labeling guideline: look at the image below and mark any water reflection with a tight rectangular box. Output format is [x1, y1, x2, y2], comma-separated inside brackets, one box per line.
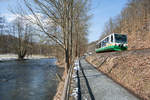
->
[0, 58, 64, 100]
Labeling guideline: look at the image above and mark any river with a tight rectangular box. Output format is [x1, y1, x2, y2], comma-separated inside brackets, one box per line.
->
[0, 58, 64, 100]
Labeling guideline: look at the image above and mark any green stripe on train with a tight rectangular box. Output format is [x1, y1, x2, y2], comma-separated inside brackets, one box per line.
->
[95, 45, 128, 53]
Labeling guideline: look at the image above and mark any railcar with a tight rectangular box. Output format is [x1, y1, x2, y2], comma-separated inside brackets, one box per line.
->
[95, 33, 128, 53]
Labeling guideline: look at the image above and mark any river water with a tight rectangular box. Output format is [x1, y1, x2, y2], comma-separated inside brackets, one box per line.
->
[0, 58, 64, 100]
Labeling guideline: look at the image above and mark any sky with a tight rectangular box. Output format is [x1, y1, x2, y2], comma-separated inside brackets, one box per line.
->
[0, 0, 128, 43]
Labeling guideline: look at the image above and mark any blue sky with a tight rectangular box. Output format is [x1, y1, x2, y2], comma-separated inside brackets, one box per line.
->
[89, 0, 128, 42]
[0, 0, 128, 43]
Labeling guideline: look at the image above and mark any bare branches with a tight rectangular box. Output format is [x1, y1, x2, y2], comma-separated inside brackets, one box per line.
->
[19, 0, 90, 71]
[24, 0, 65, 49]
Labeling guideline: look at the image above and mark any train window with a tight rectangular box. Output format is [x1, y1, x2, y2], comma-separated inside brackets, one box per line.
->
[101, 40, 106, 47]
[111, 35, 113, 42]
[106, 37, 109, 42]
[101, 41, 104, 47]
[115, 34, 127, 43]
[99, 43, 101, 48]
[105, 38, 107, 42]
[104, 41, 106, 46]
[103, 37, 108, 43]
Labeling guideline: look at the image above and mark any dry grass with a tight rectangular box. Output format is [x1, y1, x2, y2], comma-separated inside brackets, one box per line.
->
[86, 50, 150, 100]
[53, 62, 67, 100]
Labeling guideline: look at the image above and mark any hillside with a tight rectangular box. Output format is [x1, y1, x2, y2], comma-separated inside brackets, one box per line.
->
[96, 0, 150, 50]
[86, 2, 150, 98]
[87, 41, 97, 53]
[86, 49, 150, 100]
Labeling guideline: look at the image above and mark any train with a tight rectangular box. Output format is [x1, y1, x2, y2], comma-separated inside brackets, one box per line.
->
[95, 33, 128, 53]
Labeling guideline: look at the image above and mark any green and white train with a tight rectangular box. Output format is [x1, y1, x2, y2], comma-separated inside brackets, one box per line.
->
[95, 33, 128, 53]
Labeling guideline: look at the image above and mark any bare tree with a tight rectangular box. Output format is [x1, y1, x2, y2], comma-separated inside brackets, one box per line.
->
[20, 0, 90, 72]
[12, 16, 31, 60]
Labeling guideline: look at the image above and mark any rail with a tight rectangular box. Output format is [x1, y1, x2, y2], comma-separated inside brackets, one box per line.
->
[61, 63, 74, 100]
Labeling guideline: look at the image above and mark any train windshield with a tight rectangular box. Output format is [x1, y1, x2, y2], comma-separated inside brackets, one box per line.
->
[115, 34, 127, 43]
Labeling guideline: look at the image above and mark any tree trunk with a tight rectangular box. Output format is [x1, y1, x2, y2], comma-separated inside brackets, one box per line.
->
[65, 48, 70, 73]
[18, 49, 27, 60]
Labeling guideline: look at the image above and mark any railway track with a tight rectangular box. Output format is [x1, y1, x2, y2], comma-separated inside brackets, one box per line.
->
[93, 48, 150, 57]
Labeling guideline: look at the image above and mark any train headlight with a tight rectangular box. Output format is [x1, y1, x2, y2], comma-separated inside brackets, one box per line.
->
[115, 43, 118, 46]
[123, 44, 127, 47]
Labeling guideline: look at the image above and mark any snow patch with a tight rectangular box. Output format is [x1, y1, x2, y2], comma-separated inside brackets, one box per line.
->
[0, 54, 49, 61]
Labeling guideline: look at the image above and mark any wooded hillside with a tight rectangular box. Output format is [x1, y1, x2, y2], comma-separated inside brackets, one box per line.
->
[99, 0, 150, 50]
[0, 34, 55, 56]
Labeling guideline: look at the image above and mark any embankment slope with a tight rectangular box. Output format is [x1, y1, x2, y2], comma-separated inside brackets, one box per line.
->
[86, 49, 150, 100]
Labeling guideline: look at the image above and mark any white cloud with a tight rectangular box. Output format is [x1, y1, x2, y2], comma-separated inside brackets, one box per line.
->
[1, 13, 18, 22]
[1, 13, 52, 28]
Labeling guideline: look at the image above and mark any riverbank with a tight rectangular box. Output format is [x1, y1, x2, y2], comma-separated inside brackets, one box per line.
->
[86, 49, 150, 100]
[53, 72, 66, 100]
[0, 54, 51, 61]
[53, 62, 66, 100]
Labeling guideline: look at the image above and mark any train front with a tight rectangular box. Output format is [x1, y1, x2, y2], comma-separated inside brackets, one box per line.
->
[113, 34, 128, 51]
